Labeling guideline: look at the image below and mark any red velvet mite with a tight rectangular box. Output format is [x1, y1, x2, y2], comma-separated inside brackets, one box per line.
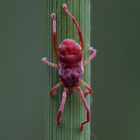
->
[42, 4, 97, 131]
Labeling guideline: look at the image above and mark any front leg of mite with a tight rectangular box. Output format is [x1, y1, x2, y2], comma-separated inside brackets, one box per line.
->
[62, 4, 84, 50]
[42, 57, 58, 69]
[57, 88, 67, 124]
[77, 86, 90, 131]
[41, 13, 58, 68]
[51, 13, 58, 58]
[83, 47, 97, 65]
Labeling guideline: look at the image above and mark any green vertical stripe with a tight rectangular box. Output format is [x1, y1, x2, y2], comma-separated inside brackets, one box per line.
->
[45, 1, 91, 139]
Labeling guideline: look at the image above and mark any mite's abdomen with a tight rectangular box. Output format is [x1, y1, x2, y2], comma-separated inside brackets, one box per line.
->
[58, 62, 84, 88]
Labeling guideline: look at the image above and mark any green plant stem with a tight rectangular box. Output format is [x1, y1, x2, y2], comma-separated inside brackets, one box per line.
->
[45, 0, 91, 140]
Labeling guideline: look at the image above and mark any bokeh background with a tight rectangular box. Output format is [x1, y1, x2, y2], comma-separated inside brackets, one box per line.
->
[0, 0, 140, 140]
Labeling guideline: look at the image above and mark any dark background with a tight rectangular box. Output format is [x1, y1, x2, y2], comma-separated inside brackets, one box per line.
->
[91, 0, 140, 140]
[0, 0, 140, 140]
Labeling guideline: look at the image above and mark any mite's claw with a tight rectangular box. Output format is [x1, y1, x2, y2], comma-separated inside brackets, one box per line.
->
[62, 3, 67, 10]
[85, 92, 90, 96]
[88, 47, 93, 52]
[42, 57, 48, 61]
[51, 13, 56, 19]
[41, 57, 49, 64]
[56, 111, 62, 124]
[89, 47, 97, 56]
[85, 89, 93, 95]
[80, 125, 83, 131]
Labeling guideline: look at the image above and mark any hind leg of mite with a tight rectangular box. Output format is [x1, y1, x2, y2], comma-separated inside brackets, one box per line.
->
[77, 86, 90, 131]
[56, 88, 67, 124]
[48, 81, 63, 96]
[79, 80, 92, 95]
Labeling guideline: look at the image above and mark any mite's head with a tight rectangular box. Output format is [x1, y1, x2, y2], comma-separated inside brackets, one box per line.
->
[58, 39, 83, 63]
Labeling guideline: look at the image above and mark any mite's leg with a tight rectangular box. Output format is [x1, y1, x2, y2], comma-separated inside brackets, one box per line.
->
[77, 86, 90, 131]
[83, 47, 97, 65]
[49, 81, 63, 96]
[51, 13, 57, 58]
[41, 57, 58, 69]
[62, 4, 84, 50]
[57, 88, 67, 124]
[79, 80, 92, 95]
[51, 13, 58, 58]
[41, 13, 58, 68]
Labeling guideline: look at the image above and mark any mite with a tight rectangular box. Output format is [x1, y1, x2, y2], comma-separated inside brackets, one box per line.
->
[42, 4, 97, 131]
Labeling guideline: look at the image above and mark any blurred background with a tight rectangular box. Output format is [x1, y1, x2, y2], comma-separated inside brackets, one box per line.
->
[91, 0, 140, 140]
[0, 0, 140, 140]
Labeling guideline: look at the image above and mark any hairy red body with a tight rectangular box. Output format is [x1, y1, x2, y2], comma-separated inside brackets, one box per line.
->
[58, 39, 84, 91]
[42, 4, 97, 131]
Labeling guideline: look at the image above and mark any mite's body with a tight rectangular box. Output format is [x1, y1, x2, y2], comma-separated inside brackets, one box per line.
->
[42, 4, 97, 131]
[58, 39, 84, 91]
